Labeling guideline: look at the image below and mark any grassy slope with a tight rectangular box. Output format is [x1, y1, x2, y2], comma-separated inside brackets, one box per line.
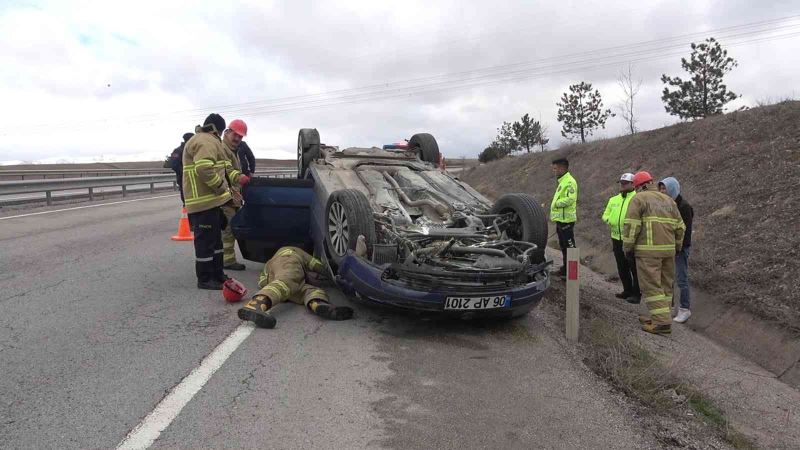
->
[461, 101, 800, 329]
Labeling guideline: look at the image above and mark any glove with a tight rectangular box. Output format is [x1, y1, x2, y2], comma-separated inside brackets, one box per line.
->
[239, 175, 250, 186]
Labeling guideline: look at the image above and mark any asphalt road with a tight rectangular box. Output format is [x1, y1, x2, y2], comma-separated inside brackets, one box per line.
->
[0, 194, 657, 449]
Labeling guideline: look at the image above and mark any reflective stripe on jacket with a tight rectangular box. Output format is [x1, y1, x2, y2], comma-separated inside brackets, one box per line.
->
[622, 190, 685, 257]
[601, 191, 636, 240]
[550, 172, 578, 223]
[258, 246, 325, 288]
[222, 141, 243, 207]
[182, 127, 232, 214]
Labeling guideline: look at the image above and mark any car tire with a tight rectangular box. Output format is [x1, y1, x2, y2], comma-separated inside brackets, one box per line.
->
[297, 128, 321, 179]
[324, 189, 376, 264]
[409, 133, 440, 165]
[490, 193, 548, 263]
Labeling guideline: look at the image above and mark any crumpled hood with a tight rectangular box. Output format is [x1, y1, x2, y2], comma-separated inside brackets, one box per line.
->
[660, 177, 680, 199]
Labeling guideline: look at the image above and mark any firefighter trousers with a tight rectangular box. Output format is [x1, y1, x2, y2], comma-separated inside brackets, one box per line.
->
[256, 253, 328, 308]
[188, 207, 226, 282]
[220, 203, 239, 265]
[635, 256, 675, 326]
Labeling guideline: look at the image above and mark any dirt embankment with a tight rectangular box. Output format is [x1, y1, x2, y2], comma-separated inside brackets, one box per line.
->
[461, 101, 800, 331]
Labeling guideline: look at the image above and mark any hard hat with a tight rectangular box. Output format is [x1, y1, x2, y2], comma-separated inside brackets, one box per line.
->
[182, 132, 195, 142]
[228, 119, 248, 137]
[633, 171, 653, 187]
[222, 278, 248, 303]
[619, 173, 635, 183]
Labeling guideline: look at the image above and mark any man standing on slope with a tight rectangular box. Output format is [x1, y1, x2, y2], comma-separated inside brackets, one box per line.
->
[623, 171, 685, 335]
[220, 119, 250, 271]
[183, 113, 234, 290]
[659, 177, 694, 324]
[550, 158, 578, 277]
[601, 173, 640, 302]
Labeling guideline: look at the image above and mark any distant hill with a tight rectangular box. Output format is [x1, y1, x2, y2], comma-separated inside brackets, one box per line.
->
[461, 101, 800, 330]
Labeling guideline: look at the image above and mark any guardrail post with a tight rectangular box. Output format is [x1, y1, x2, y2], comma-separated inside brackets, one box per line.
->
[88, 187, 94, 201]
[150, 182, 155, 193]
[122, 185, 127, 197]
[566, 247, 580, 342]
[173, 181, 177, 191]
[46, 191, 52, 206]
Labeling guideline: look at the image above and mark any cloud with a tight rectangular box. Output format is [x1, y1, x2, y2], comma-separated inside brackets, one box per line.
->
[0, 0, 799, 163]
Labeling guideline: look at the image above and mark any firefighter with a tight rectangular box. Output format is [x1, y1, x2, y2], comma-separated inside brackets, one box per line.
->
[183, 113, 235, 290]
[622, 171, 685, 335]
[550, 158, 578, 277]
[601, 173, 640, 302]
[237, 245, 358, 329]
[220, 119, 250, 271]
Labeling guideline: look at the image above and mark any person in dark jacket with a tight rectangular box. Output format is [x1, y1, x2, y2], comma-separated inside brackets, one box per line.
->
[237, 141, 256, 176]
[659, 177, 694, 323]
[167, 132, 194, 206]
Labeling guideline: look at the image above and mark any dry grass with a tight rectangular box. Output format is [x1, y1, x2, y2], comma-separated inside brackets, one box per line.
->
[583, 317, 756, 449]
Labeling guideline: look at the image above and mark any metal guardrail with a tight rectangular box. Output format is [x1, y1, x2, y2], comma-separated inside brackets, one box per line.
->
[0, 168, 173, 180]
[0, 169, 298, 206]
[0, 167, 298, 180]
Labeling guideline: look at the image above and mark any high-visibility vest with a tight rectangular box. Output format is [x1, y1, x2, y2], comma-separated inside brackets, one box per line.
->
[602, 191, 636, 240]
[550, 172, 578, 223]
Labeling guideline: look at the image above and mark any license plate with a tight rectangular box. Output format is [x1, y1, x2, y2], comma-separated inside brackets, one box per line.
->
[444, 295, 511, 310]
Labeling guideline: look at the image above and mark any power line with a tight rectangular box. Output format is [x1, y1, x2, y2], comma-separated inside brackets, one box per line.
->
[9, 15, 800, 133]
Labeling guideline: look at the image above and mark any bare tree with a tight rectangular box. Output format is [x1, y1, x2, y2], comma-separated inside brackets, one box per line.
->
[616, 63, 642, 135]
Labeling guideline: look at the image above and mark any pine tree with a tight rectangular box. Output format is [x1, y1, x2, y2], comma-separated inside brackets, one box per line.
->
[492, 121, 519, 156]
[512, 114, 538, 153]
[556, 82, 613, 143]
[661, 38, 738, 120]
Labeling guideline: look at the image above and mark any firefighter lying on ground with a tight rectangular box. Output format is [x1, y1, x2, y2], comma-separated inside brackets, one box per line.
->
[237, 236, 367, 329]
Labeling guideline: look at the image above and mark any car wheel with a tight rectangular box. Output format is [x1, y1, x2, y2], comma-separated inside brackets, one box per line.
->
[490, 193, 548, 263]
[297, 128, 320, 179]
[409, 133, 440, 165]
[325, 189, 376, 264]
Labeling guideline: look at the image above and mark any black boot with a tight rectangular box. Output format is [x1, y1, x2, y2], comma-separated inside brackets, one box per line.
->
[626, 294, 642, 304]
[198, 279, 224, 290]
[224, 262, 246, 271]
[312, 302, 354, 321]
[237, 295, 277, 329]
[615, 291, 630, 299]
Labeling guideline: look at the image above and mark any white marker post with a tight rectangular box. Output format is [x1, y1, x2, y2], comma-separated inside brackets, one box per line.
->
[565, 247, 580, 342]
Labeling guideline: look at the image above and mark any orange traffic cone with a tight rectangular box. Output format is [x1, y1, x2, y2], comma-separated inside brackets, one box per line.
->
[171, 207, 194, 241]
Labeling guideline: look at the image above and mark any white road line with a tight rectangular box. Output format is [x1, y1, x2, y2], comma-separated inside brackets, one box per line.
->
[117, 323, 255, 450]
[0, 194, 179, 220]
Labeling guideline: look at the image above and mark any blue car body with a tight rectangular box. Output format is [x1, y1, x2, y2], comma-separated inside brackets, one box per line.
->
[233, 176, 549, 319]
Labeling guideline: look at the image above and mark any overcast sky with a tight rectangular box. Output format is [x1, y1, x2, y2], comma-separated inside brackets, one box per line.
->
[1, 0, 798, 164]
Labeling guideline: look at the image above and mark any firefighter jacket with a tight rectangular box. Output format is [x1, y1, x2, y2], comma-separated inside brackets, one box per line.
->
[550, 172, 578, 223]
[602, 191, 636, 240]
[622, 190, 685, 258]
[222, 140, 244, 208]
[182, 127, 232, 214]
[257, 247, 326, 301]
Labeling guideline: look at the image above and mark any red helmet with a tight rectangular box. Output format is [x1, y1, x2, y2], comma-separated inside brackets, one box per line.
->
[633, 171, 653, 188]
[228, 119, 248, 137]
[222, 278, 248, 303]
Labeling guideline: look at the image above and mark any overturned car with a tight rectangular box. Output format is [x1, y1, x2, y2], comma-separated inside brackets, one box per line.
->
[232, 129, 550, 318]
